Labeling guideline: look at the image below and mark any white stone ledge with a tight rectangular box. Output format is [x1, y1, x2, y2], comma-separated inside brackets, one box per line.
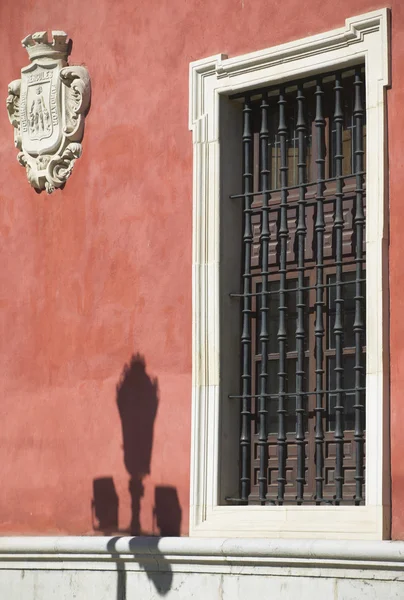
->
[0, 537, 403, 569]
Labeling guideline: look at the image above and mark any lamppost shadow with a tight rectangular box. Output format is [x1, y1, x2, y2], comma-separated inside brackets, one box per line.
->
[92, 354, 182, 597]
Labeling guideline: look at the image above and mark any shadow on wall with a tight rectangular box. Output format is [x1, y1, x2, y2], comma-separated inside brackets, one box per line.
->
[91, 354, 182, 596]
[92, 476, 119, 533]
[116, 353, 159, 535]
[153, 486, 182, 536]
[107, 533, 181, 598]
[91, 353, 158, 534]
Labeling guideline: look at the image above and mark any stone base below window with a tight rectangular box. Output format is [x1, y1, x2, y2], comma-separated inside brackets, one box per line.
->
[1, 536, 404, 599]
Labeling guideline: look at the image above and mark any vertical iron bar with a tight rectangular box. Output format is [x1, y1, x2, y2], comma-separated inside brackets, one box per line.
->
[240, 96, 253, 503]
[258, 93, 270, 504]
[277, 88, 288, 504]
[295, 84, 307, 504]
[314, 79, 326, 503]
[333, 74, 344, 504]
[350, 111, 355, 174]
[353, 69, 365, 504]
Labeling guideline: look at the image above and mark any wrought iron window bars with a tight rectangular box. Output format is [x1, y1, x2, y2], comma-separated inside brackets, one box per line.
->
[229, 67, 366, 507]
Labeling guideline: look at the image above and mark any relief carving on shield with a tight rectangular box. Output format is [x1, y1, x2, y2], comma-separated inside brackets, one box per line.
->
[6, 31, 91, 194]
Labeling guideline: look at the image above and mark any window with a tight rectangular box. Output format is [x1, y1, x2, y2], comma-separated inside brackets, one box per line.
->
[190, 10, 389, 538]
[229, 70, 367, 507]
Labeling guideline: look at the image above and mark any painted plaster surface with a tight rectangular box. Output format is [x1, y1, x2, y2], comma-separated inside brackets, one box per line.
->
[0, 0, 402, 538]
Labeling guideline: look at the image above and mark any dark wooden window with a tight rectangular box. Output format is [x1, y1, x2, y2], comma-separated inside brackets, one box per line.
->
[229, 67, 366, 506]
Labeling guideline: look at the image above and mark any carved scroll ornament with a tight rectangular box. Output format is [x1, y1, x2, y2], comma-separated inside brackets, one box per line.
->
[6, 31, 91, 193]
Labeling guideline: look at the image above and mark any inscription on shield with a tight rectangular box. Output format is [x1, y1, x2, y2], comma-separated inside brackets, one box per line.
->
[20, 64, 62, 156]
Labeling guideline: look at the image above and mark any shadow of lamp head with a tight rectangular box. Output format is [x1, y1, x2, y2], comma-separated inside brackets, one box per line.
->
[153, 486, 182, 537]
[92, 477, 119, 533]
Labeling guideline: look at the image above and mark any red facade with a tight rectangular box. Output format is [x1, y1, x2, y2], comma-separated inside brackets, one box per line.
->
[0, 0, 403, 537]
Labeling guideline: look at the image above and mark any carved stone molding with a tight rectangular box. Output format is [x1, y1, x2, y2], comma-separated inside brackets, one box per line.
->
[6, 31, 91, 194]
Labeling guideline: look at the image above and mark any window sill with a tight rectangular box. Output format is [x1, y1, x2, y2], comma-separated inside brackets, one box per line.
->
[190, 504, 388, 539]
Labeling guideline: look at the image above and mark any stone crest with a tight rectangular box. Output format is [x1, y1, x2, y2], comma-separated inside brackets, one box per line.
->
[6, 31, 91, 193]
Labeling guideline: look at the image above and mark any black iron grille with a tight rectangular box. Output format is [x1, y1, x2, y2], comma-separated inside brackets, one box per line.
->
[229, 67, 366, 506]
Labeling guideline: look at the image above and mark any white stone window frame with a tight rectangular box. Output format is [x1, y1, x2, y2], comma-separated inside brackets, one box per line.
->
[189, 9, 390, 540]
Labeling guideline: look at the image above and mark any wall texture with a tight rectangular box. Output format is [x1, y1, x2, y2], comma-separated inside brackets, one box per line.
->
[0, 0, 402, 537]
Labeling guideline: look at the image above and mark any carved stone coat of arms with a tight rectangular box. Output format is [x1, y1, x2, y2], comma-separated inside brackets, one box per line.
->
[6, 31, 91, 193]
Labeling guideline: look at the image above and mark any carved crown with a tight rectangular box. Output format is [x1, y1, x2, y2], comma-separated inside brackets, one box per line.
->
[22, 31, 72, 62]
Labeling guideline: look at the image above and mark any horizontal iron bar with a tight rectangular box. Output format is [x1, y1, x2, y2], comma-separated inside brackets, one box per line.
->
[224, 497, 363, 505]
[229, 64, 365, 101]
[230, 278, 366, 298]
[230, 172, 366, 200]
[229, 386, 365, 400]
[241, 259, 365, 279]
[248, 193, 360, 214]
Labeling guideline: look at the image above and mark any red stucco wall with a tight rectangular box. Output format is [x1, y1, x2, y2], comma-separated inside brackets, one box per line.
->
[0, 0, 403, 537]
